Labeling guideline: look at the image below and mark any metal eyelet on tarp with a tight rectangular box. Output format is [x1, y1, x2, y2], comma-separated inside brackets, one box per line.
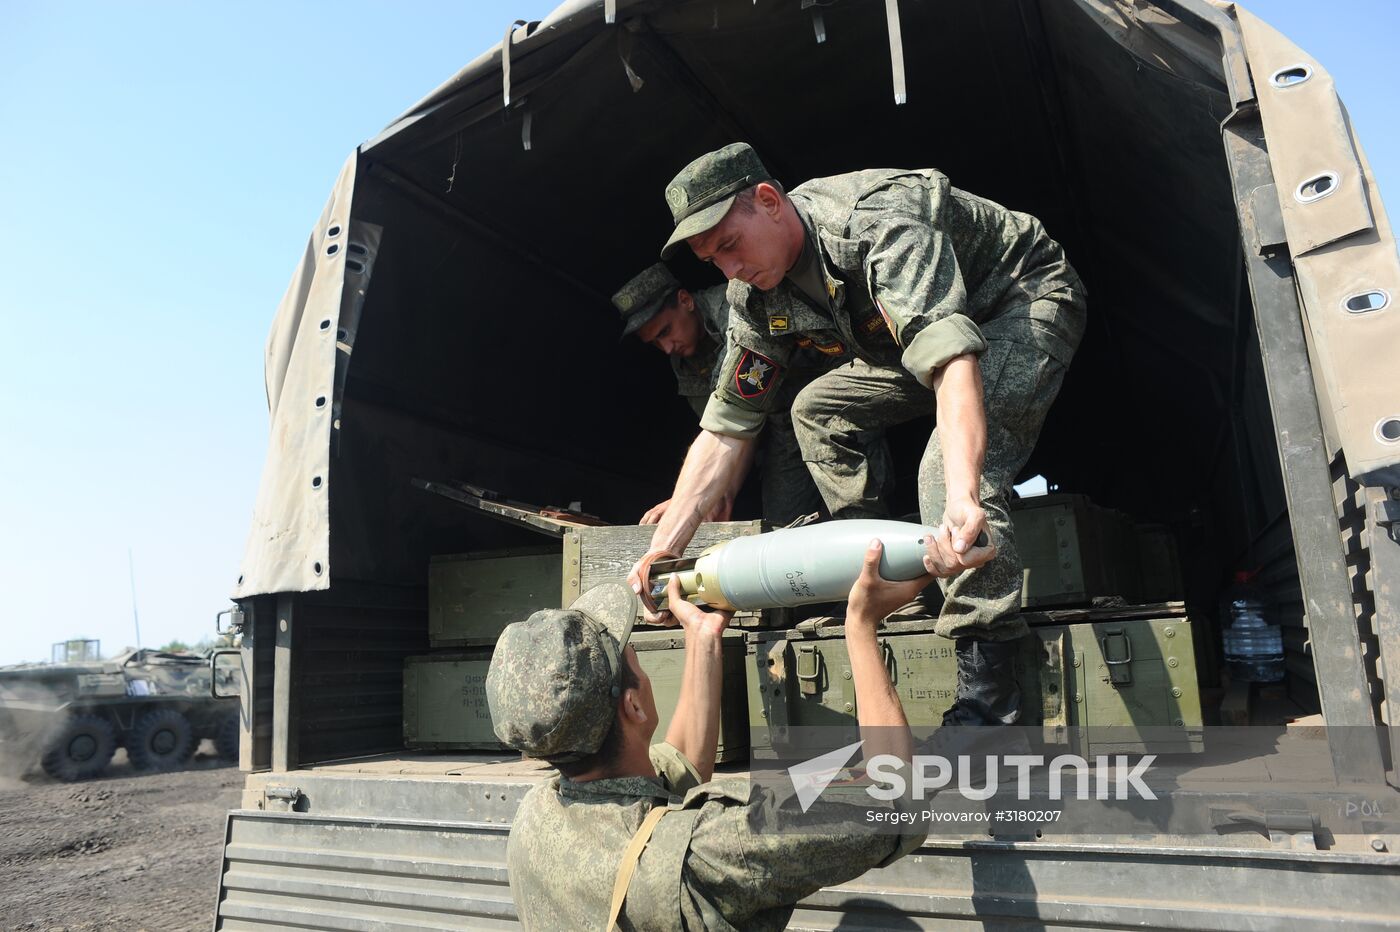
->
[1342, 289, 1390, 315]
[1269, 63, 1313, 89]
[1294, 170, 1341, 204]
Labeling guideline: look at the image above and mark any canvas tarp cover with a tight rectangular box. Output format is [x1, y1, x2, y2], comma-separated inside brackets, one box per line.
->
[233, 0, 1400, 598]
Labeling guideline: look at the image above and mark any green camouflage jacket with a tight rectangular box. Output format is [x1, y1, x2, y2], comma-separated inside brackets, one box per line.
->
[672, 284, 729, 418]
[506, 742, 925, 930]
[699, 169, 1086, 437]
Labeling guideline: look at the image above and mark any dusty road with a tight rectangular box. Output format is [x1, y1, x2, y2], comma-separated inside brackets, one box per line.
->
[0, 747, 241, 932]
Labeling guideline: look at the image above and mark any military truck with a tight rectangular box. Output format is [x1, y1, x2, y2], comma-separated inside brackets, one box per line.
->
[0, 644, 241, 781]
[213, 0, 1400, 927]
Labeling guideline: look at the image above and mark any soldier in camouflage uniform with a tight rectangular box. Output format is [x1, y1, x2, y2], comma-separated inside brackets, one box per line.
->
[630, 143, 1087, 728]
[613, 262, 892, 527]
[487, 552, 930, 930]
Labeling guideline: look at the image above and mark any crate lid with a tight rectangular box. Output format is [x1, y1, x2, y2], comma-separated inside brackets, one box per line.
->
[413, 478, 608, 538]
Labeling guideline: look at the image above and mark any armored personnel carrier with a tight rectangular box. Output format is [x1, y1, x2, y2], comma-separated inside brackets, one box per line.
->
[0, 645, 240, 781]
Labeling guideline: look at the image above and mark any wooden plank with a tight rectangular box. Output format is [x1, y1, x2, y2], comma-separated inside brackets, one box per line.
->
[561, 530, 582, 607]
[577, 521, 773, 627]
[576, 521, 763, 590]
[411, 478, 603, 538]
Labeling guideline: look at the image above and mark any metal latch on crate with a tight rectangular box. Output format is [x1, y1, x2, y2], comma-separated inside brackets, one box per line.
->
[795, 644, 824, 696]
[1100, 629, 1133, 685]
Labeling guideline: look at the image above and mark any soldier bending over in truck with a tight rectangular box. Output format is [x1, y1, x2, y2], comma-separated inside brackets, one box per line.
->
[629, 143, 1087, 730]
[486, 543, 930, 930]
[613, 262, 892, 527]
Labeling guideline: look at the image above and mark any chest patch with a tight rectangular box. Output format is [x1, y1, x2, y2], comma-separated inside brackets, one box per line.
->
[797, 336, 846, 357]
[734, 350, 781, 399]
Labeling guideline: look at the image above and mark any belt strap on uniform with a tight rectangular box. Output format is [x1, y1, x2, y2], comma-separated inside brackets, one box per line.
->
[605, 805, 668, 932]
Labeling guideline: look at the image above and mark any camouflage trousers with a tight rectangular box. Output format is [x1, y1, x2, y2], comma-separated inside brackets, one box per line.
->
[790, 296, 1083, 641]
[760, 366, 897, 528]
[757, 403, 825, 527]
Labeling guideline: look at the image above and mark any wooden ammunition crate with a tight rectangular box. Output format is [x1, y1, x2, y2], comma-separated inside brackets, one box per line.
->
[402, 652, 503, 750]
[746, 611, 1202, 758]
[428, 548, 563, 647]
[632, 629, 750, 763]
[562, 520, 789, 628]
[1011, 494, 1144, 607]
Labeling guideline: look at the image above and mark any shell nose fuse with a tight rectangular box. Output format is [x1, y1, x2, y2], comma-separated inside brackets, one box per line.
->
[650, 519, 942, 612]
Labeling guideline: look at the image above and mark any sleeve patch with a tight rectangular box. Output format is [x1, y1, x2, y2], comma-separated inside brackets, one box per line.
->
[734, 349, 781, 399]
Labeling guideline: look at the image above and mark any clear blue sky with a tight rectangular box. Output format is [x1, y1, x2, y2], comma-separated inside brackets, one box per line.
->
[0, 1, 1394, 665]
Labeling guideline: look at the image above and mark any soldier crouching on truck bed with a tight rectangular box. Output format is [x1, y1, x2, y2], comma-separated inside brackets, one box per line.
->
[613, 262, 894, 528]
[485, 545, 931, 931]
[628, 143, 1087, 730]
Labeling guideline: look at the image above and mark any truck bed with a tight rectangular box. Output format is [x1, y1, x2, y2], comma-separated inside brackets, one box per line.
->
[214, 728, 1400, 930]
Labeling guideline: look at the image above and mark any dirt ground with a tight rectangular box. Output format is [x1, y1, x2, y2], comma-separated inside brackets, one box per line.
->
[0, 744, 242, 932]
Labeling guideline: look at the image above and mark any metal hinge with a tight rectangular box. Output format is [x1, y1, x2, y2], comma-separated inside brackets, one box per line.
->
[263, 785, 303, 812]
[1211, 807, 1320, 850]
[1246, 183, 1288, 255]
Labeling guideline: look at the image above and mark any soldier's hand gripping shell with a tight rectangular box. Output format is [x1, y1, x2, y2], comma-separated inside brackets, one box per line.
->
[924, 500, 996, 576]
[627, 548, 681, 625]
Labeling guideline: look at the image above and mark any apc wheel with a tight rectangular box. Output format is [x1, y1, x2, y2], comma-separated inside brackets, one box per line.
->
[40, 714, 118, 782]
[127, 708, 195, 771]
[214, 712, 240, 762]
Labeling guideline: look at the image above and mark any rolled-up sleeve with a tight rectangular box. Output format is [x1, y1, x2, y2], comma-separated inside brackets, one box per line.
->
[649, 741, 703, 795]
[700, 395, 768, 438]
[900, 314, 987, 387]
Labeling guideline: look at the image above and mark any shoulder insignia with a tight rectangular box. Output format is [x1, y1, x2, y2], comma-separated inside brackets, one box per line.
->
[734, 350, 781, 399]
[769, 314, 789, 333]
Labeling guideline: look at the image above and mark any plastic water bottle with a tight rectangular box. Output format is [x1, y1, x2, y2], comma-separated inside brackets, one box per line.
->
[1222, 571, 1285, 682]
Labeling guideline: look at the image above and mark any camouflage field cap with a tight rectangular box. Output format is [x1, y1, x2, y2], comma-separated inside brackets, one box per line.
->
[485, 582, 640, 762]
[660, 142, 773, 259]
[612, 263, 681, 338]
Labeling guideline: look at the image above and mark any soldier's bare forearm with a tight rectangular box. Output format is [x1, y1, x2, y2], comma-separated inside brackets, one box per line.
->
[647, 430, 754, 557]
[932, 354, 987, 504]
[846, 623, 913, 765]
[664, 627, 725, 781]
